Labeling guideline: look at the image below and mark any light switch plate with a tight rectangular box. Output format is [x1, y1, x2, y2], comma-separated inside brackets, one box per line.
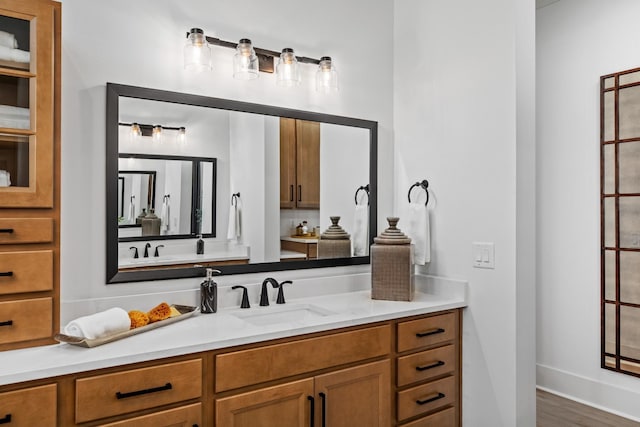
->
[472, 242, 495, 269]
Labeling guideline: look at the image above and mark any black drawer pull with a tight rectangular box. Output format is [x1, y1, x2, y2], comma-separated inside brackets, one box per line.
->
[416, 392, 445, 405]
[416, 328, 445, 338]
[0, 229, 13, 234]
[308, 395, 315, 427]
[0, 320, 13, 327]
[290, 185, 294, 202]
[0, 271, 13, 277]
[0, 414, 11, 424]
[416, 360, 445, 371]
[115, 382, 172, 399]
[298, 185, 302, 202]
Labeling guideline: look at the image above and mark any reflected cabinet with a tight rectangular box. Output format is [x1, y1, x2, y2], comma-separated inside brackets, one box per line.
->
[0, 0, 60, 351]
[601, 67, 640, 377]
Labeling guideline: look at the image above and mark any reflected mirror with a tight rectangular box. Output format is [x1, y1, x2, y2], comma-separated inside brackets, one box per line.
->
[106, 83, 377, 283]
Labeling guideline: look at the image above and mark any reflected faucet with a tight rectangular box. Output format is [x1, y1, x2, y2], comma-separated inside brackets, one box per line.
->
[260, 278, 279, 306]
[154, 244, 164, 257]
[143, 242, 151, 258]
[129, 246, 139, 259]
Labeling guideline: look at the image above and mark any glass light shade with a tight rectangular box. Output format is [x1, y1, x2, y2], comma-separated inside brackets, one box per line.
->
[152, 125, 162, 142]
[184, 28, 211, 71]
[130, 123, 141, 140]
[178, 127, 186, 143]
[316, 56, 338, 93]
[276, 48, 301, 87]
[233, 38, 259, 80]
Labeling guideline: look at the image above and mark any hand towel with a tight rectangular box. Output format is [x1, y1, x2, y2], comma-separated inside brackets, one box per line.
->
[160, 197, 170, 232]
[0, 170, 9, 187]
[405, 202, 431, 265]
[353, 204, 369, 256]
[63, 307, 131, 339]
[127, 196, 135, 223]
[227, 203, 242, 242]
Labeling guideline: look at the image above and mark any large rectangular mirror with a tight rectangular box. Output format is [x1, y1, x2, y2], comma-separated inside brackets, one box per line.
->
[106, 83, 377, 283]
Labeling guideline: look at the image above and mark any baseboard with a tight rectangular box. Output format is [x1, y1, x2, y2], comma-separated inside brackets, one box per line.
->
[537, 363, 640, 422]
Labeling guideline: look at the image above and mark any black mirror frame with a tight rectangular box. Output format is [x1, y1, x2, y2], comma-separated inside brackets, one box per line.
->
[106, 82, 378, 284]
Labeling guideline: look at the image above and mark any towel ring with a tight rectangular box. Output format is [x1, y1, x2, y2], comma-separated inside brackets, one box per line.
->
[408, 180, 429, 206]
[231, 192, 240, 206]
[354, 184, 370, 206]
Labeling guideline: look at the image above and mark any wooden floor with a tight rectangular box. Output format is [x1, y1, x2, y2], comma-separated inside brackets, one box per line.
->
[537, 389, 640, 426]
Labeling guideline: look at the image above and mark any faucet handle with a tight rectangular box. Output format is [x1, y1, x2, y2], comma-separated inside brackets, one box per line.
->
[129, 246, 139, 259]
[276, 280, 292, 304]
[232, 285, 251, 309]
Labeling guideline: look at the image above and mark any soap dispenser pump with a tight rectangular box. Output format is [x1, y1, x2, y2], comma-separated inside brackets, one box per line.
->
[200, 268, 221, 313]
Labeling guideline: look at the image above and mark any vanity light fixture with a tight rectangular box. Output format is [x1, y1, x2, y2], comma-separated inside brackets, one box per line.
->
[233, 38, 259, 80]
[184, 29, 337, 89]
[276, 48, 301, 87]
[316, 56, 338, 93]
[119, 122, 186, 144]
[184, 28, 212, 71]
[152, 125, 162, 142]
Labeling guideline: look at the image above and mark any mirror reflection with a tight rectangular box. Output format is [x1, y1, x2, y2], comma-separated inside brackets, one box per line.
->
[106, 83, 377, 283]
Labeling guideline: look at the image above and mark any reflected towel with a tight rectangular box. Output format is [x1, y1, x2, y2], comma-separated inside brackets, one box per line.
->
[227, 203, 242, 242]
[127, 196, 135, 223]
[353, 204, 369, 256]
[0, 170, 10, 187]
[160, 197, 170, 232]
[405, 202, 430, 265]
[0, 31, 17, 49]
[63, 307, 131, 339]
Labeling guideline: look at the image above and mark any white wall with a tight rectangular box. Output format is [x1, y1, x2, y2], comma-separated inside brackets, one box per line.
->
[394, 0, 536, 425]
[60, 0, 394, 300]
[537, 0, 640, 420]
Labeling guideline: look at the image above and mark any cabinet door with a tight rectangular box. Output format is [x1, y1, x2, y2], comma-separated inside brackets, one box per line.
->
[0, 0, 55, 207]
[314, 359, 390, 427]
[280, 117, 296, 209]
[295, 120, 320, 209]
[216, 378, 314, 427]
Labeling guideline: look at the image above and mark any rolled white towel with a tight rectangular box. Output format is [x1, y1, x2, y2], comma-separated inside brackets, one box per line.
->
[0, 31, 17, 49]
[0, 45, 30, 63]
[63, 307, 131, 339]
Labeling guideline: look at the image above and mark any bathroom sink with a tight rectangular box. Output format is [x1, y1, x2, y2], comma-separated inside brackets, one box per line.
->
[230, 304, 337, 326]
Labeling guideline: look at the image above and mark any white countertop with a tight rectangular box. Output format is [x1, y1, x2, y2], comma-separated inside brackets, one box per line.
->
[0, 274, 467, 386]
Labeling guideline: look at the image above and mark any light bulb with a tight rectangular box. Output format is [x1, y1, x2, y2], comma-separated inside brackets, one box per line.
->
[276, 48, 301, 87]
[178, 127, 186, 143]
[130, 123, 141, 140]
[152, 125, 162, 142]
[233, 38, 259, 80]
[184, 28, 211, 71]
[316, 56, 338, 93]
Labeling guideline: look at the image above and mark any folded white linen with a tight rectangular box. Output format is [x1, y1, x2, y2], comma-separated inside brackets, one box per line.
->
[404, 202, 431, 265]
[0, 170, 9, 187]
[0, 45, 30, 64]
[0, 105, 29, 117]
[0, 31, 17, 49]
[0, 116, 29, 129]
[352, 204, 369, 256]
[63, 307, 131, 339]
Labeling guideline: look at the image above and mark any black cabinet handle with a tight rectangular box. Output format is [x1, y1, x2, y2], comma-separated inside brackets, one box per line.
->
[290, 185, 294, 202]
[308, 395, 315, 427]
[298, 185, 302, 202]
[416, 328, 445, 338]
[416, 392, 445, 405]
[0, 229, 13, 234]
[319, 392, 326, 427]
[115, 382, 172, 399]
[0, 321, 13, 327]
[0, 272, 13, 277]
[0, 414, 11, 424]
[416, 360, 445, 371]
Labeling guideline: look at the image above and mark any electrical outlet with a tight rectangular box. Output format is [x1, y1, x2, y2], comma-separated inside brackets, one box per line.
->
[472, 242, 495, 269]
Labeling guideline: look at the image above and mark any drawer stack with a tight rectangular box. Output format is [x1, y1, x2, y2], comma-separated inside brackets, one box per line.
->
[395, 311, 460, 426]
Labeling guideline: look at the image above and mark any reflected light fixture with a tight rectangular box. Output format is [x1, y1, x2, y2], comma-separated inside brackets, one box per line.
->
[152, 125, 162, 142]
[276, 48, 301, 87]
[233, 38, 259, 80]
[178, 127, 186, 143]
[184, 28, 212, 71]
[130, 122, 142, 140]
[316, 56, 338, 93]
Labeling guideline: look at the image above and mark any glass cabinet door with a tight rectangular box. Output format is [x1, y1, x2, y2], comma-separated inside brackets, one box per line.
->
[0, 1, 54, 207]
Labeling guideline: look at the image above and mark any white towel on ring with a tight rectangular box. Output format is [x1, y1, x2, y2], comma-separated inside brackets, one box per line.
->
[160, 197, 170, 232]
[404, 202, 430, 265]
[63, 307, 131, 339]
[353, 204, 369, 256]
[227, 203, 242, 242]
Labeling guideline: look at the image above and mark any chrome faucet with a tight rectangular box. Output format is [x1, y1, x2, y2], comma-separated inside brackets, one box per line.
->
[260, 278, 279, 306]
[143, 242, 151, 258]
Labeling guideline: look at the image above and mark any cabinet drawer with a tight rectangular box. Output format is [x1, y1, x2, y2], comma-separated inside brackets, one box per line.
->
[397, 376, 456, 422]
[0, 218, 53, 244]
[75, 359, 202, 423]
[0, 297, 52, 344]
[401, 406, 456, 427]
[397, 344, 456, 387]
[99, 403, 202, 427]
[216, 325, 391, 392]
[397, 312, 457, 352]
[0, 384, 57, 427]
[0, 251, 53, 295]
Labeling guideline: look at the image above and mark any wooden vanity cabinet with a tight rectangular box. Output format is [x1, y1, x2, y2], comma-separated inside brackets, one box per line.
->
[0, 383, 57, 426]
[0, 0, 60, 351]
[280, 118, 320, 209]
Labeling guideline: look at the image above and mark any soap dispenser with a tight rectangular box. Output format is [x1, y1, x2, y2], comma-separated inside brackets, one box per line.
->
[200, 268, 221, 313]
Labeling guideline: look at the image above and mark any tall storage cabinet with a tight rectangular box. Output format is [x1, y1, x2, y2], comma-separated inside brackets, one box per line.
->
[0, 0, 60, 351]
[280, 117, 320, 209]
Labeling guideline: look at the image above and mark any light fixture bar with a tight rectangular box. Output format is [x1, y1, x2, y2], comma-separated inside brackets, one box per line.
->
[119, 122, 184, 131]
